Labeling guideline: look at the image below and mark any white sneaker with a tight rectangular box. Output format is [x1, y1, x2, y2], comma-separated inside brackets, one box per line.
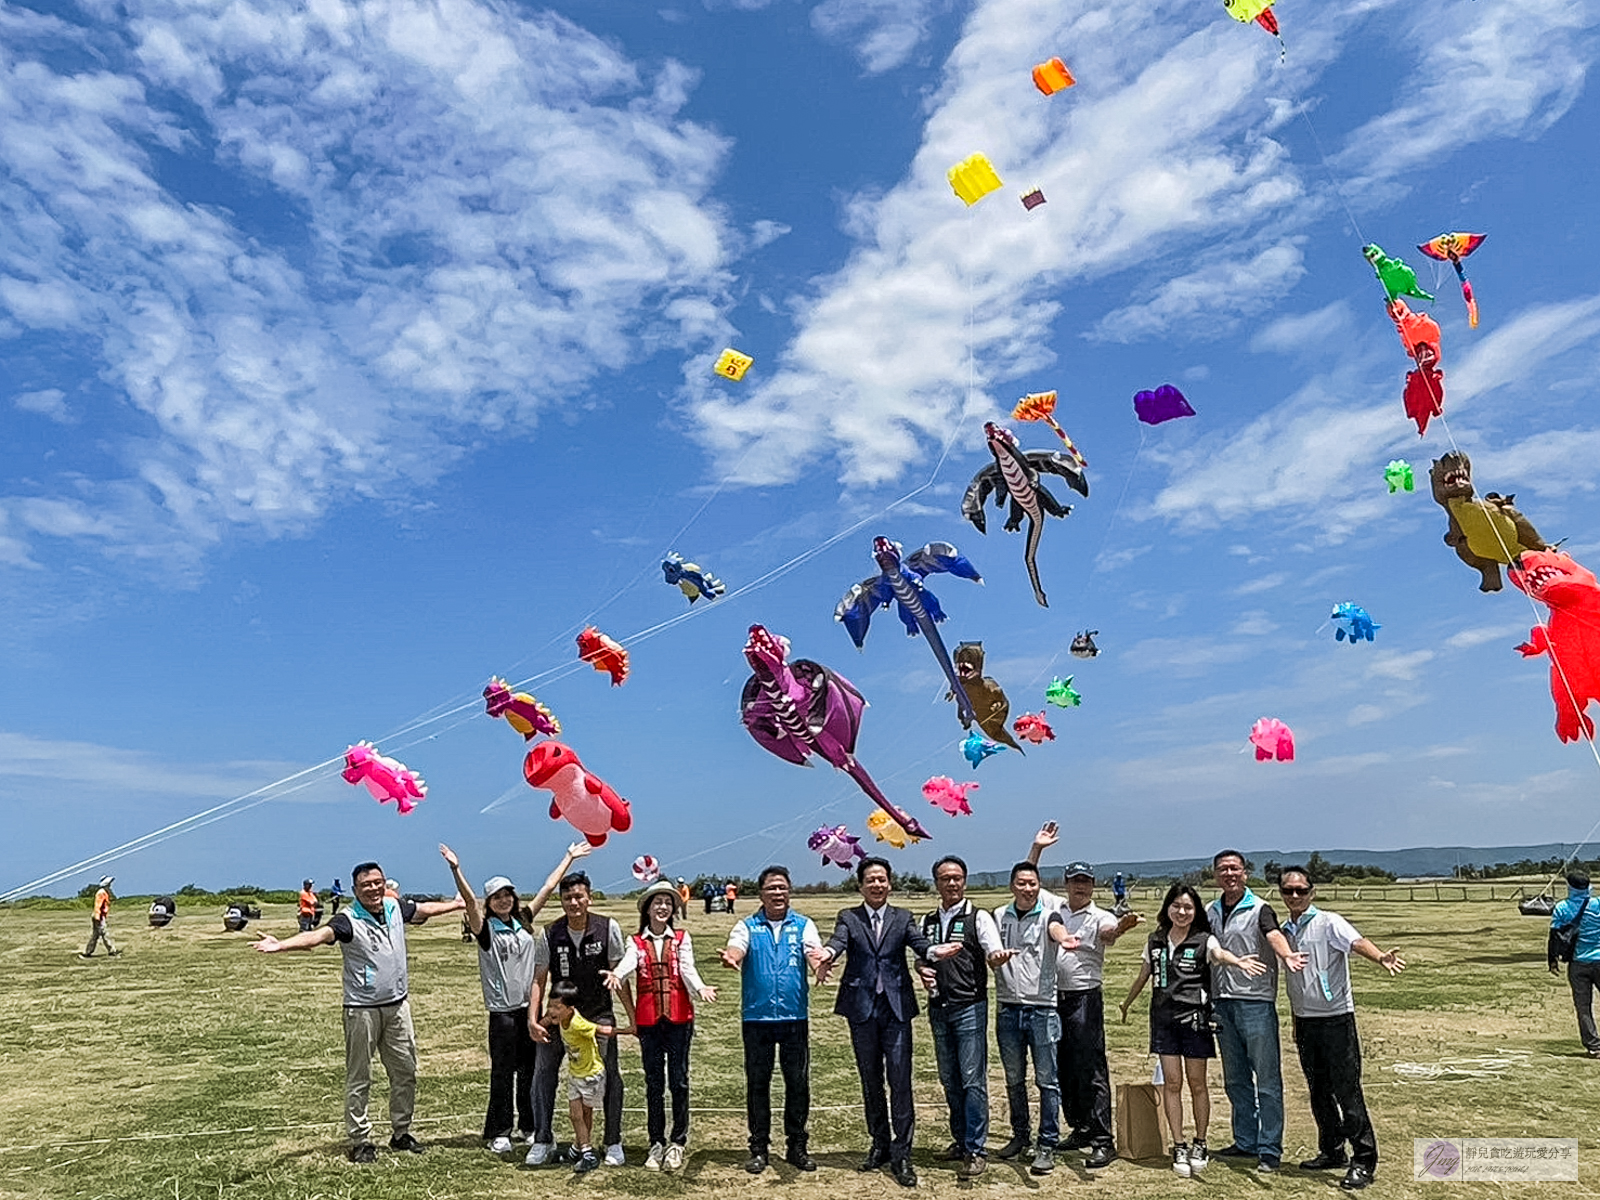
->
[487, 1136, 514, 1154]
[604, 1144, 625, 1167]
[664, 1144, 685, 1171]
[525, 1142, 553, 1166]
[1172, 1143, 1191, 1178]
[645, 1143, 665, 1171]
[1188, 1140, 1209, 1172]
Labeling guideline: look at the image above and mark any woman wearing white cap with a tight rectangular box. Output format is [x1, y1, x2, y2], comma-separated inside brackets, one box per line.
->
[440, 841, 592, 1154]
[605, 878, 716, 1171]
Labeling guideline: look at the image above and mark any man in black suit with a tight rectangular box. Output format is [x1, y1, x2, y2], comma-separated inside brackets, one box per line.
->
[816, 856, 939, 1187]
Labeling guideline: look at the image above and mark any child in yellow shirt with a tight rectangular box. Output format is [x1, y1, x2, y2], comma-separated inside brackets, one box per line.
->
[544, 981, 614, 1173]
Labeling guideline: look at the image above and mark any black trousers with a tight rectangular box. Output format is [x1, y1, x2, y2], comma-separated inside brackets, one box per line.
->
[849, 993, 915, 1161]
[1293, 1013, 1377, 1170]
[1569, 960, 1600, 1053]
[1056, 988, 1114, 1149]
[485, 1008, 537, 1139]
[532, 1023, 623, 1146]
[639, 1019, 694, 1146]
[742, 1019, 809, 1153]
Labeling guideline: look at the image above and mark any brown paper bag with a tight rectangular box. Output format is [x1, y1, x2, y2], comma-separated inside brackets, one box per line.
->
[1115, 1081, 1169, 1161]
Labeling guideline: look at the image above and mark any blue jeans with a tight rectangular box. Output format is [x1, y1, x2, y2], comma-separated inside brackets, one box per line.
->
[928, 999, 989, 1156]
[1214, 998, 1284, 1160]
[996, 1003, 1060, 1148]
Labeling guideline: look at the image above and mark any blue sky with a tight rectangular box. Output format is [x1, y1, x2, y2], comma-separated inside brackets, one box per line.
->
[4, 0, 1600, 898]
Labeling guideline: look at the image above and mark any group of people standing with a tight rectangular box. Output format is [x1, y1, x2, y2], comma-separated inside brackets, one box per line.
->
[250, 828, 1407, 1191]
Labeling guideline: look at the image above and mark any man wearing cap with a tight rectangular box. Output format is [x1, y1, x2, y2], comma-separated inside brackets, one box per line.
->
[253, 860, 465, 1162]
[298, 880, 320, 933]
[1278, 867, 1404, 1192]
[1550, 870, 1600, 1057]
[1027, 824, 1142, 1171]
[82, 876, 120, 958]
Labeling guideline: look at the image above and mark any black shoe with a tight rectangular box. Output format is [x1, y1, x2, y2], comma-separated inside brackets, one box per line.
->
[1215, 1143, 1253, 1158]
[1062, 1131, 1093, 1151]
[994, 1134, 1030, 1160]
[389, 1133, 425, 1154]
[860, 1147, 890, 1171]
[936, 1142, 965, 1161]
[785, 1148, 816, 1172]
[1300, 1151, 1349, 1171]
[1029, 1147, 1056, 1176]
[574, 1149, 600, 1175]
[1085, 1145, 1116, 1170]
[348, 1142, 377, 1163]
[891, 1159, 917, 1188]
[1340, 1164, 1374, 1191]
[745, 1151, 768, 1174]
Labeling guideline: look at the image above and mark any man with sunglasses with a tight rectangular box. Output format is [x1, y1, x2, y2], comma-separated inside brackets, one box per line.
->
[1276, 868, 1405, 1192]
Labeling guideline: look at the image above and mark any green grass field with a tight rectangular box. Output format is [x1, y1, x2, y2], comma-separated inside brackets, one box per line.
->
[1, 888, 1594, 1199]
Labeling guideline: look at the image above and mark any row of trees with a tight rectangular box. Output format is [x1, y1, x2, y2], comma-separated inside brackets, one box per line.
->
[1183, 853, 1397, 887]
[1453, 857, 1600, 881]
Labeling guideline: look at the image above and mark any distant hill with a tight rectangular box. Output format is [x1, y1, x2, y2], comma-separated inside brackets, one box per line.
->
[969, 843, 1583, 888]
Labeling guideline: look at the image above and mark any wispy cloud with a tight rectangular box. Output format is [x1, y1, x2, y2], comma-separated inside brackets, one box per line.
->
[12, 388, 72, 422]
[1088, 241, 1306, 344]
[812, 0, 949, 73]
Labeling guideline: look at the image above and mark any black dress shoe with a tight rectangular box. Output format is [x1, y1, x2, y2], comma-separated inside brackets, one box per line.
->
[1084, 1145, 1116, 1170]
[1340, 1164, 1374, 1191]
[1062, 1131, 1092, 1151]
[1300, 1152, 1350, 1171]
[993, 1134, 1030, 1160]
[891, 1159, 917, 1188]
[1215, 1144, 1253, 1158]
[936, 1142, 964, 1161]
[389, 1134, 425, 1154]
[745, 1151, 768, 1174]
[859, 1147, 890, 1171]
[348, 1142, 377, 1163]
[785, 1148, 817, 1172]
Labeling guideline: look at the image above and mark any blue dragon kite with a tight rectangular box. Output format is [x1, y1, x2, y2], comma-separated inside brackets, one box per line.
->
[835, 538, 983, 727]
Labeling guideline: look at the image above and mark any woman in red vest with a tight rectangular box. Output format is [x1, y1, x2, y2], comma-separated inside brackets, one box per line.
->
[607, 879, 716, 1171]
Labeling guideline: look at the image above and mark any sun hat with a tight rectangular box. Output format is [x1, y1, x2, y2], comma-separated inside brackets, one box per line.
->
[98, 876, 115, 887]
[637, 879, 681, 913]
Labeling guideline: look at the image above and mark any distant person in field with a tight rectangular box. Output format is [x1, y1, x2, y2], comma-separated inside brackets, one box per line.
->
[1550, 870, 1600, 1058]
[440, 841, 590, 1157]
[527, 866, 631, 1168]
[725, 881, 738, 915]
[1120, 883, 1266, 1180]
[252, 861, 464, 1162]
[702, 882, 716, 915]
[991, 860, 1082, 1177]
[298, 879, 319, 932]
[330, 878, 345, 916]
[1026, 823, 1143, 1172]
[542, 980, 614, 1174]
[1277, 867, 1404, 1193]
[815, 856, 939, 1189]
[81, 876, 120, 958]
[720, 865, 827, 1175]
[1207, 849, 1297, 1173]
[917, 854, 1006, 1178]
[676, 878, 691, 918]
[605, 878, 717, 1172]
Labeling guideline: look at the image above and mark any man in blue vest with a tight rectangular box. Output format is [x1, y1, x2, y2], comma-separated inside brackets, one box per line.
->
[1207, 850, 1298, 1174]
[253, 861, 464, 1162]
[720, 865, 826, 1175]
[1550, 870, 1600, 1057]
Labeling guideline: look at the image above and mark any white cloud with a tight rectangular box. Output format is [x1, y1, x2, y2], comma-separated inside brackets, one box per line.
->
[0, 0, 738, 567]
[0, 730, 299, 799]
[1088, 241, 1306, 344]
[1364, 649, 1435, 682]
[1250, 301, 1353, 355]
[1233, 572, 1288, 596]
[12, 388, 71, 422]
[811, 0, 947, 73]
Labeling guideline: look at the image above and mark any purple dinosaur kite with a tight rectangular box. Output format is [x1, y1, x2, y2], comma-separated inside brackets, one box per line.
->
[740, 624, 932, 840]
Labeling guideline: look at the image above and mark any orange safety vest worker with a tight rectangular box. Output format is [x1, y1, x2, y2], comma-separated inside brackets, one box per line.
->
[724, 883, 737, 904]
[93, 887, 111, 921]
[677, 883, 690, 908]
[298, 888, 317, 917]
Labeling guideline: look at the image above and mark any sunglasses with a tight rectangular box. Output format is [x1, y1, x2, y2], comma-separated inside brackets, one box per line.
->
[1279, 886, 1311, 896]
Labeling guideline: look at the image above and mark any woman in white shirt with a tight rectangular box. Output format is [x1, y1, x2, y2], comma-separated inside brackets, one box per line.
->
[1120, 883, 1264, 1179]
[606, 879, 716, 1171]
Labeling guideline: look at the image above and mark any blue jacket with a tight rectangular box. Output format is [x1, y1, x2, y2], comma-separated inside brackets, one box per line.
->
[740, 912, 810, 1022]
[1552, 887, 1600, 964]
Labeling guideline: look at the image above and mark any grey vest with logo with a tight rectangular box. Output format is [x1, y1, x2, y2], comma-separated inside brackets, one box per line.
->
[477, 917, 543, 1013]
[1208, 891, 1278, 1002]
[340, 897, 411, 1007]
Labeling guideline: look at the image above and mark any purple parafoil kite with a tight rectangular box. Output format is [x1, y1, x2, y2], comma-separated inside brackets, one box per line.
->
[1134, 384, 1195, 425]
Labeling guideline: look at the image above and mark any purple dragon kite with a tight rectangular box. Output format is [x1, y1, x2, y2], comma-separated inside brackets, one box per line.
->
[740, 624, 932, 841]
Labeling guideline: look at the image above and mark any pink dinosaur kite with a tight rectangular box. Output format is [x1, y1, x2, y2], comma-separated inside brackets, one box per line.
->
[921, 776, 979, 816]
[1511, 550, 1600, 743]
[342, 742, 427, 814]
[523, 740, 632, 846]
[1248, 718, 1295, 762]
[1012, 711, 1057, 745]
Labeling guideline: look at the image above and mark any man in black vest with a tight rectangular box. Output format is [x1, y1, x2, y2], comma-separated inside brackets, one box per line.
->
[527, 870, 634, 1167]
[918, 854, 1007, 1178]
[816, 857, 936, 1187]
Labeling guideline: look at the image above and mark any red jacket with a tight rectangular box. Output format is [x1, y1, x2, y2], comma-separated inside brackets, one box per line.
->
[633, 930, 693, 1026]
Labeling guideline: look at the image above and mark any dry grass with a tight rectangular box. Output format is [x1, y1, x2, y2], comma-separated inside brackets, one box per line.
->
[1, 890, 1597, 1199]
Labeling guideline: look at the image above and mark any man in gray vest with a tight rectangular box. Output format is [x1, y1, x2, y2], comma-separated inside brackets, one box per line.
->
[1206, 849, 1297, 1174]
[1278, 867, 1404, 1192]
[254, 861, 464, 1162]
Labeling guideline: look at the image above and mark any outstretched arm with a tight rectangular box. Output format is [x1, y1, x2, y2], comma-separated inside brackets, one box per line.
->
[1026, 820, 1059, 867]
[1266, 928, 1307, 972]
[525, 841, 594, 920]
[440, 844, 484, 935]
[1118, 959, 1152, 1022]
[413, 896, 467, 920]
[254, 926, 336, 953]
[1352, 938, 1405, 974]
